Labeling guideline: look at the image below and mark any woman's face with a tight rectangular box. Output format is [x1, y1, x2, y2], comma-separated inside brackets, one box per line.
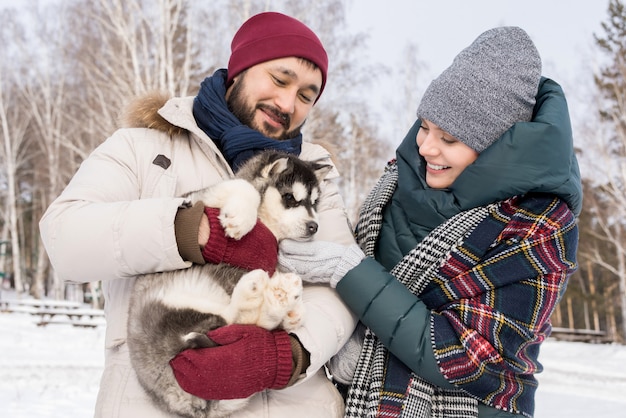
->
[416, 119, 479, 189]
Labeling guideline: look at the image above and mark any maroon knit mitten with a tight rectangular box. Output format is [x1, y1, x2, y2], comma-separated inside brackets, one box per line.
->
[170, 324, 293, 400]
[201, 207, 278, 275]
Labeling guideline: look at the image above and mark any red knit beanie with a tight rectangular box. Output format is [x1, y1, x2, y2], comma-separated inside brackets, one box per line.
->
[227, 12, 328, 101]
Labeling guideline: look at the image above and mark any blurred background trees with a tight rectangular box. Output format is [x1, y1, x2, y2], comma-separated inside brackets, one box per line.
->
[563, 0, 626, 342]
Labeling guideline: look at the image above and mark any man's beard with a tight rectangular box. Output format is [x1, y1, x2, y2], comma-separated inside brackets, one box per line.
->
[227, 76, 303, 140]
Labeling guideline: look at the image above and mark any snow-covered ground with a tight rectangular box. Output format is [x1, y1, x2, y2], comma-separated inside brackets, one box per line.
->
[1, 308, 625, 417]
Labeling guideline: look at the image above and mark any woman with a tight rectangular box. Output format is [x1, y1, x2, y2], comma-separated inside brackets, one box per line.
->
[278, 26, 581, 418]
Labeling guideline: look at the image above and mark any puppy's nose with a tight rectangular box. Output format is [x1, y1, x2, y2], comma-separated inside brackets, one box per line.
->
[306, 221, 318, 236]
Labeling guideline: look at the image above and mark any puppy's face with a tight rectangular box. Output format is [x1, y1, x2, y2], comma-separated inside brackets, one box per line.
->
[257, 179, 321, 242]
[237, 152, 332, 242]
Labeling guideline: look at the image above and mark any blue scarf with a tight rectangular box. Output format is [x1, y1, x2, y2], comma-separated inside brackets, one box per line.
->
[193, 69, 302, 171]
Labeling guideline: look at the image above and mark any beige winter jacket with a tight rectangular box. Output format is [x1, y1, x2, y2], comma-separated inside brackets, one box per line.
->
[39, 95, 357, 417]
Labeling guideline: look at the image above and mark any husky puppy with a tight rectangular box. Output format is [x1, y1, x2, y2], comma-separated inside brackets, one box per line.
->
[127, 151, 332, 418]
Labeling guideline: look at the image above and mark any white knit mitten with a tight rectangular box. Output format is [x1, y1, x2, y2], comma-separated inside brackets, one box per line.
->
[278, 240, 365, 287]
[328, 322, 366, 384]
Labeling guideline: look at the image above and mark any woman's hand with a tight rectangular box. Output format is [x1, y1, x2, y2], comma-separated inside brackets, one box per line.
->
[278, 240, 365, 287]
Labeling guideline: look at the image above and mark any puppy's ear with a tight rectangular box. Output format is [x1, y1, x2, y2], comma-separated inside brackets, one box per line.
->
[261, 157, 290, 178]
[312, 163, 332, 183]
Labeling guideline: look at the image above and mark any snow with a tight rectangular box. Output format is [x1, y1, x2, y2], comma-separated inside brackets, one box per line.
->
[534, 339, 626, 417]
[1, 309, 625, 417]
[0, 310, 105, 417]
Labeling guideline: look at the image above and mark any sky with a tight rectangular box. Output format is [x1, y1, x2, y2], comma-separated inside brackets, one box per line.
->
[346, 0, 609, 81]
[344, 0, 611, 142]
[1, 303, 626, 417]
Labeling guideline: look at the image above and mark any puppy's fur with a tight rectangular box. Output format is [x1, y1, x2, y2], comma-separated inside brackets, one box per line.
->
[127, 151, 331, 418]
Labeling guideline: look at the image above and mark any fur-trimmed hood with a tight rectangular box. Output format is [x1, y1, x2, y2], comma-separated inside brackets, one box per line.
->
[119, 91, 188, 137]
[117, 91, 340, 166]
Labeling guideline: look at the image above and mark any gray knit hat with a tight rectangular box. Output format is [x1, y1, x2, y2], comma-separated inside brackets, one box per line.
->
[416, 26, 542, 153]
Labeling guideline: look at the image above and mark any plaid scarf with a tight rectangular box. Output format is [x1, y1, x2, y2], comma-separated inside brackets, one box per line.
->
[346, 162, 486, 417]
[344, 161, 577, 418]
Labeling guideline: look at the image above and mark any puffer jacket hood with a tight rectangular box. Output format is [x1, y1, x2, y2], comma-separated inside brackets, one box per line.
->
[391, 78, 582, 246]
[451, 77, 582, 216]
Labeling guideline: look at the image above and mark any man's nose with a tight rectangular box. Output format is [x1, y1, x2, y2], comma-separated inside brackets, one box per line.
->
[275, 89, 296, 115]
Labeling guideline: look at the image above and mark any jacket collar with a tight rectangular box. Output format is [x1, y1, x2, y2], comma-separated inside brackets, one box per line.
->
[395, 77, 582, 224]
[157, 96, 233, 174]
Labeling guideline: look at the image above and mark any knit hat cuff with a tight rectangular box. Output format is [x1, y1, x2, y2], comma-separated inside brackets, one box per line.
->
[228, 34, 328, 91]
[201, 207, 229, 264]
[271, 330, 294, 389]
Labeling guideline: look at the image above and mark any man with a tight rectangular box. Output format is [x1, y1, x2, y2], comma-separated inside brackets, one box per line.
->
[39, 11, 356, 417]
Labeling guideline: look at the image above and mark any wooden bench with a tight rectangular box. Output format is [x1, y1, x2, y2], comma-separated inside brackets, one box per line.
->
[0, 297, 105, 328]
[1, 303, 38, 314]
[34, 307, 105, 328]
[550, 327, 608, 343]
[14, 299, 83, 310]
[1, 298, 83, 312]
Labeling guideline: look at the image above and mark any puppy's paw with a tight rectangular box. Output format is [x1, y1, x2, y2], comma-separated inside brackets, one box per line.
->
[219, 201, 259, 240]
[278, 273, 304, 330]
[219, 180, 260, 239]
[281, 302, 305, 332]
[232, 270, 269, 309]
[181, 331, 216, 349]
[256, 272, 304, 330]
[274, 272, 303, 307]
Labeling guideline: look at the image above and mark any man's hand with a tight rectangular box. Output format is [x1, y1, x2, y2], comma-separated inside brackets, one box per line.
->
[170, 324, 293, 400]
[202, 207, 278, 275]
[198, 211, 210, 247]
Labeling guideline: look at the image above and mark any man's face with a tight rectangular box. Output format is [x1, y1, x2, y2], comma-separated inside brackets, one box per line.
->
[226, 57, 323, 140]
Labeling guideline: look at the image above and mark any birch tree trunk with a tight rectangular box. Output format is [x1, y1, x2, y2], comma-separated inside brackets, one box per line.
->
[0, 70, 29, 295]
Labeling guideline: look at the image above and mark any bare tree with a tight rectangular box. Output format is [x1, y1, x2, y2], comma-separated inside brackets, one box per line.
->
[577, 169, 626, 339]
[62, 0, 206, 149]
[575, 0, 626, 340]
[573, 178, 624, 341]
[0, 54, 32, 296]
[390, 42, 427, 140]
[16, 3, 80, 299]
[0, 7, 51, 297]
